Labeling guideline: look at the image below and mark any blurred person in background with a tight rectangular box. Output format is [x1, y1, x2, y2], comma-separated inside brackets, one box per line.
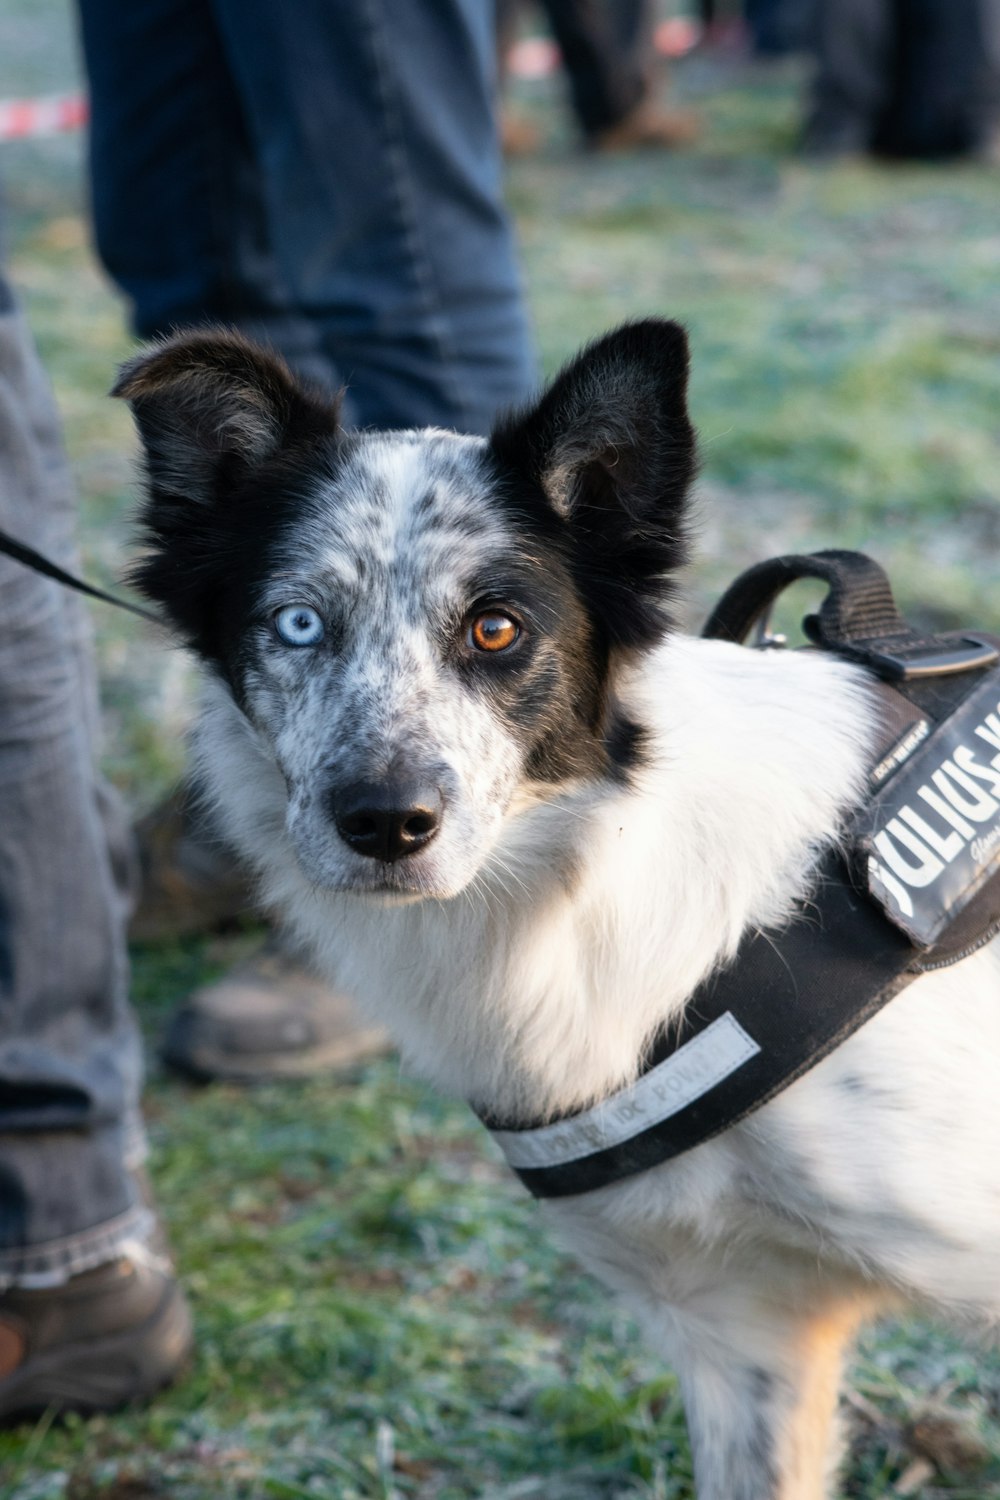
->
[497, 0, 698, 153]
[698, 0, 815, 55]
[803, 0, 1000, 158]
[75, 0, 537, 1085]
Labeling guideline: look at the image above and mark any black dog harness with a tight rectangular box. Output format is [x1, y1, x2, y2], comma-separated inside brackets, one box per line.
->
[482, 551, 1000, 1199]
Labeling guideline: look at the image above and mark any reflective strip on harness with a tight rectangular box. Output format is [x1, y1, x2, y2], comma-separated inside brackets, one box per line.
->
[484, 848, 922, 1200]
[490, 1014, 759, 1171]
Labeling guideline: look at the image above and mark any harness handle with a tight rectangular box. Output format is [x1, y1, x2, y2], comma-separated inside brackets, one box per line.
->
[702, 548, 998, 682]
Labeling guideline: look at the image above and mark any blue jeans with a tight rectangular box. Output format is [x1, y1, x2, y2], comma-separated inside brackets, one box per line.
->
[0, 274, 150, 1286]
[78, 0, 537, 433]
[744, 0, 815, 55]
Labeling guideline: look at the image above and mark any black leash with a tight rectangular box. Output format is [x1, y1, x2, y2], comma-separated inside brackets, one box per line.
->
[0, 523, 161, 626]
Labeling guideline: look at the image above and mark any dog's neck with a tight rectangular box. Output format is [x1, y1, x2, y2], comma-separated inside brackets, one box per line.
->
[200, 637, 875, 1122]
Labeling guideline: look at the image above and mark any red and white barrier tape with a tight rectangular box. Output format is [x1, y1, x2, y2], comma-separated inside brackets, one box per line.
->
[507, 20, 700, 77]
[0, 25, 700, 140]
[0, 94, 88, 143]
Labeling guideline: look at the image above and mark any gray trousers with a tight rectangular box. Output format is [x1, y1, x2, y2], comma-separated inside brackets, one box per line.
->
[0, 277, 150, 1287]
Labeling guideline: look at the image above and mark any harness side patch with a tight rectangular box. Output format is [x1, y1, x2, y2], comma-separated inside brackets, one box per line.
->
[860, 674, 1000, 945]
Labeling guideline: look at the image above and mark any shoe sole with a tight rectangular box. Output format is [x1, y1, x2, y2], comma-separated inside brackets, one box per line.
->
[162, 1030, 391, 1083]
[0, 1276, 194, 1423]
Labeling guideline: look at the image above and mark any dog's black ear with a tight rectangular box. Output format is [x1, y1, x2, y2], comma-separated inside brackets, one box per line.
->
[114, 328, 340, 503]
[491, 319, 696, 650]
[114, 329, 340, 650]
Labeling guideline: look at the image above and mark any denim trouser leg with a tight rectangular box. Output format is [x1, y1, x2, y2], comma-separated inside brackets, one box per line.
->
[745, 0, 816, 55]
[78, 0, 537, 433]
[77, 0, 335, 394]
[0, 279, 149, 1287]
[538, 0, 647, 137]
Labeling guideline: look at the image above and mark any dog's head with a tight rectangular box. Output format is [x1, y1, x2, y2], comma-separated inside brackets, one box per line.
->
[117, 321, 696, 899]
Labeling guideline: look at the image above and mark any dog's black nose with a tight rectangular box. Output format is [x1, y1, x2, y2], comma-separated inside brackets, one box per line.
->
[332, 781, 443, 862]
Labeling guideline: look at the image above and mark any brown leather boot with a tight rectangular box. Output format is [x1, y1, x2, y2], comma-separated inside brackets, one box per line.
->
[590, 99, 699, 152]
[500, 108, 542, 156]
[0, 1249, 193, 1422]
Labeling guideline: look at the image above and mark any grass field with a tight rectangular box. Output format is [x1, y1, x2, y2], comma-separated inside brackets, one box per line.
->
[2, 5, 1000, 1497]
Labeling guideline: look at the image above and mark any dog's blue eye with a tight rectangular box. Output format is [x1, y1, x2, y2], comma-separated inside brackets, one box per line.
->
[274, 604, 325, 647]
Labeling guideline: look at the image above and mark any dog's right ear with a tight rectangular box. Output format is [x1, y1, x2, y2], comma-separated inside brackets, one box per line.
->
[114, 329, 340, 650]
[113, 328, 340, 505]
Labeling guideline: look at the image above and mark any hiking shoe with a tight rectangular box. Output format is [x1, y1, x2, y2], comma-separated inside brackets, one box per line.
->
[500, 109, 542, 155]
[590, 100, 699, 152]
[0, 1248, 193, 1422]
[163, 937, 391, 1082]
[131, 784, 255, 944]
[799, 109, 870, 161]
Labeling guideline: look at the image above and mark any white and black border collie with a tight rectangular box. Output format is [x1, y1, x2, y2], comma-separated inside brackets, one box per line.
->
[118, 321, 1000, 1500]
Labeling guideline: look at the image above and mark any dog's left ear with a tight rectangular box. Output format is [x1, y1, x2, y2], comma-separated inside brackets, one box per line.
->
[491, 319, 696, 649]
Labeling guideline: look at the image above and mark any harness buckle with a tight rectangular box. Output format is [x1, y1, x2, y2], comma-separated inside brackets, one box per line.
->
[858, 633, 1000, 682]
[749, 605, 787, 652]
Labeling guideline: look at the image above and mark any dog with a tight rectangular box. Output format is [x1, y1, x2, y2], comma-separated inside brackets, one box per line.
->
[116, 320, 1000, 1500]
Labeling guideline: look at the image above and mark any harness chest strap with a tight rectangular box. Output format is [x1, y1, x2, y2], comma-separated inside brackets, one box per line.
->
[479, 551, 1000, 1199]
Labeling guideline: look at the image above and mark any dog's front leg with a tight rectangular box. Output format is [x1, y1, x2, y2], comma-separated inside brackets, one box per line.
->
[658, 1290, 869, 1500]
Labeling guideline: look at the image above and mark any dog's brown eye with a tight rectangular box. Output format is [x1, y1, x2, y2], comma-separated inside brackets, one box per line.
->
[469, 612, 520, 653]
